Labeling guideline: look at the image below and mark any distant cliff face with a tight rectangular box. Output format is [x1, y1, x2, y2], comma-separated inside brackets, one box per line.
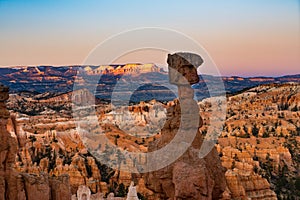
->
[1, 66, 300, 101]
[84, 63, 163, 75]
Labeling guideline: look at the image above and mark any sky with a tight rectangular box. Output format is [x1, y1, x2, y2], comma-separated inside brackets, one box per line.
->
[0, 0, 299, 76]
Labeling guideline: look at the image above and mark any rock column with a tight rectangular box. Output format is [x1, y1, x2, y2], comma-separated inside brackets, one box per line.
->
[0, 85, 70, 200]
[0, 84, 19, 200]
[144, 53, 226, 200]
[167, 52, 204, 148]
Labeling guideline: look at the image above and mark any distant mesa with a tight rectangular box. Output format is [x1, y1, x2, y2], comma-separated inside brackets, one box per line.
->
[0, 65, 300, 102]
[83, 63, 164, 75]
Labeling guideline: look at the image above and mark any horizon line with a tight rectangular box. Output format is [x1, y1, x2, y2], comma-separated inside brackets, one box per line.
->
[0, 64, 299, 78]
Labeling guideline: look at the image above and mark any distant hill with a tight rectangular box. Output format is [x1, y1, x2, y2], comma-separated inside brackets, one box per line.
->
[0, 65, 299, 102]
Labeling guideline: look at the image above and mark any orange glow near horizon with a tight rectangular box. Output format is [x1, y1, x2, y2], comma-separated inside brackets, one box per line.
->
[0, 0, 299, 76]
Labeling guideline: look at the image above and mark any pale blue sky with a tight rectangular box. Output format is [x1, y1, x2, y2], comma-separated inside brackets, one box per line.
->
[0, 0, 299, 76]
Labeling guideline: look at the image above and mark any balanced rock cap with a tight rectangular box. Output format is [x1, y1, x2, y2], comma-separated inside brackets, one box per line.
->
[167, 52, 203, 85]
[167, 52, 204, 69]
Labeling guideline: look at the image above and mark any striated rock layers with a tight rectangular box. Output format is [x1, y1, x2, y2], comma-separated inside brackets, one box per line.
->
[0, 84, 71, 200]
[224, 169, 277, 200]
[144, 53, 227, 199]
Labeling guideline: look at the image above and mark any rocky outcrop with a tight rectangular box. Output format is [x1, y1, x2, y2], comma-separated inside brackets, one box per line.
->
[76, 185, 91, 200]
[49, 174, 72, 200]
[21, 173, 51, 200]
[126, 182, 139, 200]
[225, 170, 277, 200]
[3, 69, 299, 199]
[144, 53, 226, 199]
[72, 185, 127, 200]
[101, 100, 167, 138]
[0, 84, 19, 200]
[0, 84, 72, 200]
[212, 83, 300, 199]
[144, 100, 226, 199]
[16, 135, 107, 195]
